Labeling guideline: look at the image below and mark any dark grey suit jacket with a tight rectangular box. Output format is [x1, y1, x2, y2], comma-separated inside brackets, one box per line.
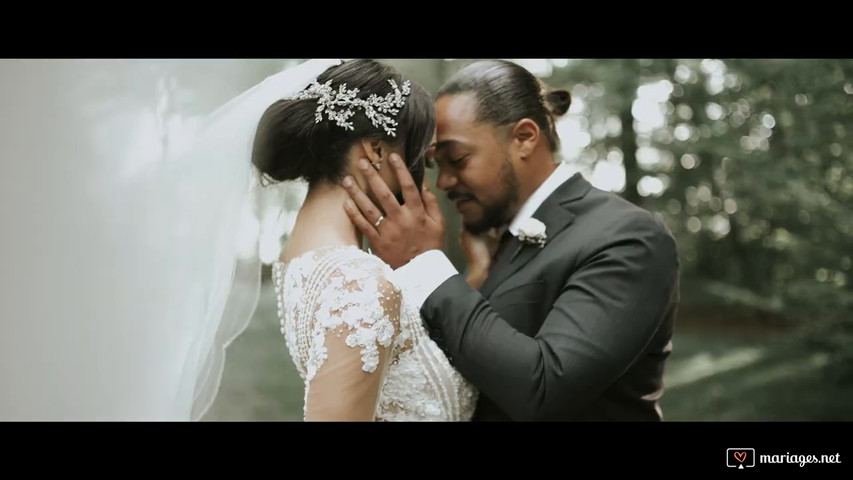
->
[421, 173, 680, 421]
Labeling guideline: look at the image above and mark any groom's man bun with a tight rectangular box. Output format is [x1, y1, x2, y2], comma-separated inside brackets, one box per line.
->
[544, 88, 572, 117]
[437, 60, 571, 153]
[251, 59, 435, 187]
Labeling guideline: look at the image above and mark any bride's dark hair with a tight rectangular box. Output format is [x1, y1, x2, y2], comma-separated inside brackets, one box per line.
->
[252, 59, 435, 188]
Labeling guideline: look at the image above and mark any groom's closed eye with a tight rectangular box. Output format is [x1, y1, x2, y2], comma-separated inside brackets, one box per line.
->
[434, 152, 469, 169]
[432, 140, 471, 168]
[449, 155, 468, 166]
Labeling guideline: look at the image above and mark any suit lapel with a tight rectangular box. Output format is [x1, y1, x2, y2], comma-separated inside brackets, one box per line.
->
[480, 173, 591, 298]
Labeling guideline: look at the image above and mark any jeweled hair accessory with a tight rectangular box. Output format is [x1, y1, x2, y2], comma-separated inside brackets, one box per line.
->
[291, 78, 412, 137]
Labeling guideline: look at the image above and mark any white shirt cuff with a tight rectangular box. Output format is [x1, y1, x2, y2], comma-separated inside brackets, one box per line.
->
[389, 250, 459, 309]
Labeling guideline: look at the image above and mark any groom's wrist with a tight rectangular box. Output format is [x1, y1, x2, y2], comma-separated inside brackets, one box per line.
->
[389, 250, 458, 308]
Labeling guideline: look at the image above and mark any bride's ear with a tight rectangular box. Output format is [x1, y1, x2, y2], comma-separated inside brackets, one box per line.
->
[359, 139, 385, 171]
[360, 138, 382, 161]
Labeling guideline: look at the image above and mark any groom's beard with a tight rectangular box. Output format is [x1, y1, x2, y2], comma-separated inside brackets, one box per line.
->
[455, 158, 519, 235]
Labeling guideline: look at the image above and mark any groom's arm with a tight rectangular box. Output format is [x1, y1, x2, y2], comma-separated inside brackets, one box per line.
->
[340, 155, 678, 420]
[397, 213, 679, 421]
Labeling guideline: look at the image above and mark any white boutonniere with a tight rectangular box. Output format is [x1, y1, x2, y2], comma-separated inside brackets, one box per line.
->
[516, 217, 547, 248]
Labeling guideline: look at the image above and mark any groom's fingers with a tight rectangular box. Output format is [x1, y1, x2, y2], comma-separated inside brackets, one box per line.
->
[342, 175, 384, 228]
[389, 153, 424, 214]
[357, 158, 402, 217]
[343, 199, 379, 243]
[421, 177, 443, 223]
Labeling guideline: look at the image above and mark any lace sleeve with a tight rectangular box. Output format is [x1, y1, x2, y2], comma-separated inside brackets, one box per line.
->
[303, 261, 402, 421]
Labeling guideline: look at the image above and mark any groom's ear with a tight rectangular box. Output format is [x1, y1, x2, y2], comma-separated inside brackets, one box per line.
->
[511, 118, 540, 161]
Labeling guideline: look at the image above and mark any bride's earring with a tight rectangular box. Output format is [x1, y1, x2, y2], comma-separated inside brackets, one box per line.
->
[366, 143, 383, 171]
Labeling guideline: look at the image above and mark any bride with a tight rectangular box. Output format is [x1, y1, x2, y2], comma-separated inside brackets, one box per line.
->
[0, 58, 475, 421]
[255, 59, 476, 421]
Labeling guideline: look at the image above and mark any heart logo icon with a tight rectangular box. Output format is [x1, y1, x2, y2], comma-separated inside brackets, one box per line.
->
[734, 451, 747, 463]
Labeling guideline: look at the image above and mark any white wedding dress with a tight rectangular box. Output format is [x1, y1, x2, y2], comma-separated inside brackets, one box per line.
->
[272, 245, 477, 421]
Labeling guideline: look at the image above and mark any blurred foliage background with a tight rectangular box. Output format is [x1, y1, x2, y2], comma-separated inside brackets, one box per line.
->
[203, 59, 853, 421]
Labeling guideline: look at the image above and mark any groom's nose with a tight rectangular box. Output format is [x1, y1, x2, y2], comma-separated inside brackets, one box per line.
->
[436, 168, 457, 192]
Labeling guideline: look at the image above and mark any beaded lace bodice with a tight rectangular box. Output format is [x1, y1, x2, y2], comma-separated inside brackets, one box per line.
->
[272, 245, 476, 421]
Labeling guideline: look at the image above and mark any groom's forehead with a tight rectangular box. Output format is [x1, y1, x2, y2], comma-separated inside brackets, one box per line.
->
[431, 139, 462, 153]
[433, 122, 497, 151]
[436, 92, 480, 126]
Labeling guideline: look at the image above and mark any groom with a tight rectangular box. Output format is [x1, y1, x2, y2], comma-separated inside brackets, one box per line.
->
[342, 60, 680, 421]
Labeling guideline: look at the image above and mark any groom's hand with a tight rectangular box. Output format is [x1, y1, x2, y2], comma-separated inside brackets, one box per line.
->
[342, 154, 445, 269]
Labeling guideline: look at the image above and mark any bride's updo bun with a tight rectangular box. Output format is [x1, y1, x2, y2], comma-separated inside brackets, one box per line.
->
[252, 59, 435, 187]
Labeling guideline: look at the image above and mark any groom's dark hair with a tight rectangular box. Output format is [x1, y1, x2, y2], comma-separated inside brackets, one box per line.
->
[252, 59, 435, 188]
[437, 60, 571, 153]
